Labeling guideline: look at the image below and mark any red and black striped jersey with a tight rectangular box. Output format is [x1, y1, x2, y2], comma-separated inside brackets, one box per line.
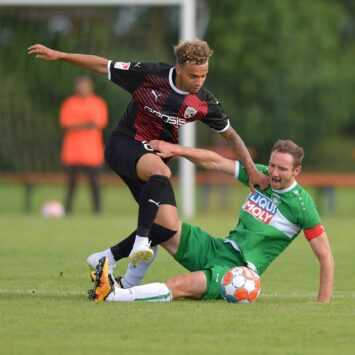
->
[107, 61, 230, 144]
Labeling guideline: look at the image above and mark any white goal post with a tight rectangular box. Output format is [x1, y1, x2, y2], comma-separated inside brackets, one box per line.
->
[0, 0, 197, 217]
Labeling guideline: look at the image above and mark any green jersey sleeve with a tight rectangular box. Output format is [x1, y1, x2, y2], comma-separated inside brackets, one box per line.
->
[235, 162, 269, 187]
[298, 190, 322, 230]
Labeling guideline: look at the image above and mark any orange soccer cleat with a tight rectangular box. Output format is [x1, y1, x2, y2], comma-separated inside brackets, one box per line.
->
[88, 257, 114, 302]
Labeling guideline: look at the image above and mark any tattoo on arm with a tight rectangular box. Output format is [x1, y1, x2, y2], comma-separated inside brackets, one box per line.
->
[222, 129, 255, 172]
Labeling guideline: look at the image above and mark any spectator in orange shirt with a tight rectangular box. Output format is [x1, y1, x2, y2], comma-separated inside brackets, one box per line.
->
[60, 76, 108, 214]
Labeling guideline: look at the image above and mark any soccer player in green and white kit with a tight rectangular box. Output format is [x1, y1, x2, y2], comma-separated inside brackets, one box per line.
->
[91, 139, 334, 304]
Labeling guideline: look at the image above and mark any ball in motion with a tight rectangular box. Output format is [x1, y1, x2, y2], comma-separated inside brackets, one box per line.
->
[41, 200, 65, 218]
[220, 266, 261, 303]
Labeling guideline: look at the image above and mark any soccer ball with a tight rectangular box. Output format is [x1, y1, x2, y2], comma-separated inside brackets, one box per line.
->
[41, 200, 65, 218]
[220, 266, 261, 303]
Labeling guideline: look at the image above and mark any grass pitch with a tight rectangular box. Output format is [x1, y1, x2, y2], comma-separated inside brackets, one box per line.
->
[0, 185, 354, 354]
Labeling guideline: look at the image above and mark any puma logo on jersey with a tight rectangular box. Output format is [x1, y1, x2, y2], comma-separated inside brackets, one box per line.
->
[151, 90, 162, 102]
[148, 199, 160, 207]
[184, 106, 198, 118]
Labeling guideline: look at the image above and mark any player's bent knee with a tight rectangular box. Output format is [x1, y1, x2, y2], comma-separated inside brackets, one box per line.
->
[136, 154, 172, 180]
[165, 276, 187, 299]
[155, 166, 171, 178]
[165, 273, 205, 300]
[155, 213, 178, 230]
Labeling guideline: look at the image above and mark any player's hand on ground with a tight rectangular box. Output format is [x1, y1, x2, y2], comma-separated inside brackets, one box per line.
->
[149, 140, 175, 158]
[28, 44, 61, 61]
[248, 169, 269, 193]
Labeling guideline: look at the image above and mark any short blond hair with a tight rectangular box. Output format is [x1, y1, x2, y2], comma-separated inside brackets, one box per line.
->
[173, 39, 213, 65]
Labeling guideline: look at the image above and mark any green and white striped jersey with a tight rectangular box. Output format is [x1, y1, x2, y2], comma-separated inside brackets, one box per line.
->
[225, 162, 322, 275]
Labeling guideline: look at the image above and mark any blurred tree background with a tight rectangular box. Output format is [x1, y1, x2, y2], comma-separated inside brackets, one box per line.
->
[206, 0, 355, 170]
[0, 0, 354, 173]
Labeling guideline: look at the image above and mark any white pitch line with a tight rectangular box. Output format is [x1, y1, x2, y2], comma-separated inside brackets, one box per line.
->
[0, 289, 85, 296]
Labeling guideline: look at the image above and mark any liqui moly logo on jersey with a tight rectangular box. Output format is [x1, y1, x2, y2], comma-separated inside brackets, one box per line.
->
[242, 192, 278, 224]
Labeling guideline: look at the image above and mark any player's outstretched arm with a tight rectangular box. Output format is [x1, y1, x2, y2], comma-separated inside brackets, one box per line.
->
[220, 127, 269, 193]
[309, 231, 334, 303]
[28, 44, 108, 74]
[149, 140, 236, 176]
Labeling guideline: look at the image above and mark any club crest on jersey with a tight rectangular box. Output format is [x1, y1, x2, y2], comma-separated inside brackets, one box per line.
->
[184, 106, 198, 118]
[242, 191, 278, 224]
[271, 193, 281, 205]
[114, 62, 131, 70]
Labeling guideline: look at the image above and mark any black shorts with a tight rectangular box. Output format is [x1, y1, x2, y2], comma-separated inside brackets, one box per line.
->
[105, 132, 162, 202]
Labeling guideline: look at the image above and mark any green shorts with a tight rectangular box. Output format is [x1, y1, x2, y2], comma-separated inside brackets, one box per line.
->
[173, 222, 246, 300]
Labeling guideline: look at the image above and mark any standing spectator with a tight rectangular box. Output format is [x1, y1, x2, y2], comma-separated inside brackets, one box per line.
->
[60, 76, 108, 214]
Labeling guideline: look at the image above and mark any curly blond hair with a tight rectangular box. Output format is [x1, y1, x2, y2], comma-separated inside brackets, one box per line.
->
[173, 39, 213, 65]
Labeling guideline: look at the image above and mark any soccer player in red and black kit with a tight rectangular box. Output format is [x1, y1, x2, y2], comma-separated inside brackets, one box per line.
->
[28, 40, 268, 277]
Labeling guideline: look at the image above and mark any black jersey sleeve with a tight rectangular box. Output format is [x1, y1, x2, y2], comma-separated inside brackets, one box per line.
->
[108, 61, 162, 93]
[200, 89, 230, 132]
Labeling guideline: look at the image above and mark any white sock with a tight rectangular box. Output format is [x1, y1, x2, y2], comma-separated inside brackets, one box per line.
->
[100, 248, 115, 266]
[105, 282, 172, 302]
[133, 235, 149, 248]
[121, 245, 158, 288]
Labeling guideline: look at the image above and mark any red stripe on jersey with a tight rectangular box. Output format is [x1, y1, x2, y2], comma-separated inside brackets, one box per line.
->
[133, 76, 167, 109]
[132, 74, 175, 141]
[177, 94, 208, 122]
[134, 111, 165, 142]
[304, 224, 325, 241]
